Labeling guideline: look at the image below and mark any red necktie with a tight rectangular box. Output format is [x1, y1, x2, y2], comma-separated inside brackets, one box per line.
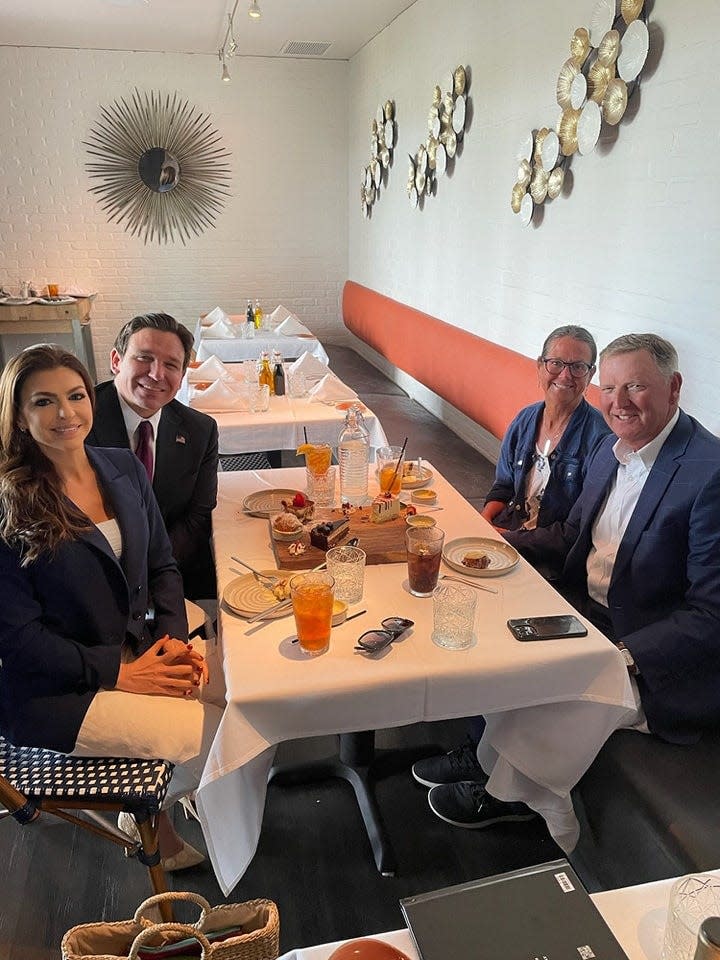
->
[135, 420, 154, 483]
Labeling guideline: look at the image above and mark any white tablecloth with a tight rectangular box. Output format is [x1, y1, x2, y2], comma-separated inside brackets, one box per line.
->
[278, 871, 719, 960]
[194, 319, 329, 365]
[196, 465, 635, 895]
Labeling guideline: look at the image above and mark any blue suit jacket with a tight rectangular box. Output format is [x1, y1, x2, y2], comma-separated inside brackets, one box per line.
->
[506, 411, 720, 743]
[0, 447, 187, 752]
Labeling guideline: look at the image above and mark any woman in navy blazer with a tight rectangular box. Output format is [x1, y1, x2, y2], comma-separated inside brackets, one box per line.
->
[0, 344, 221, 869]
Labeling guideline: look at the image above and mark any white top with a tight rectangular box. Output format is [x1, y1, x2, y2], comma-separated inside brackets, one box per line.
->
[95, 517, 122, 558]
[587, 410, 680, 606]
[522, 441, 552, 529]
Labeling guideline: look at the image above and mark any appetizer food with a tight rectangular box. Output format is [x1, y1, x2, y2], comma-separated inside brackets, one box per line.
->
[371, 494, 400, 524]
[310, 518, 350, 549]
[280, 492, 315, 522]
[272, 512, 304, 534]
[462, 551, 491, 570]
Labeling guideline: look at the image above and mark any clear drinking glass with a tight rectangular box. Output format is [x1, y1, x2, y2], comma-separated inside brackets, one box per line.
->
[663, 875, 720, 960]
[406, 527, 445, 598]
[290, 571, 335, 656]
[288, 371, 307, 398]
[376, 445, 406, 498]
[431, 582, 477, 649]
[326, 545, 366, 603]
[249, 383, 270, 412]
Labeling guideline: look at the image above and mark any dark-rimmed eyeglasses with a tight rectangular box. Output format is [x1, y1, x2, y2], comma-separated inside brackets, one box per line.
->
[354, 617, 415, 654]
[541, 357, 594, 378]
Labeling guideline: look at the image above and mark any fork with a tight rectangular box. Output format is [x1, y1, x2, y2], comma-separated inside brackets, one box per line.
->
[231, 556, 281, 589]
[440, 574, 499, 595]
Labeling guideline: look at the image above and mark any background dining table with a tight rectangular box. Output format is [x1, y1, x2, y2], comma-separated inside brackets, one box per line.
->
[194, 317, 330, 365]
[195, 464, 635, 896]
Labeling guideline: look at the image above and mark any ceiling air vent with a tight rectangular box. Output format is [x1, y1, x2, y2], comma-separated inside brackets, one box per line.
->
[280, 40, 332, 57]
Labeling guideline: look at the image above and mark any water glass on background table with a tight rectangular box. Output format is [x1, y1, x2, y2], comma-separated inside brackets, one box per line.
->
[249, 383, 270, 412]
[663, 875, 720, 960]
[288, 370, 307, 398]
[290, 571, 335, 656]
[406, 527, 445, 598]
[376, 445, 406, 497]
[431, 582, 477, 649]
[326, 545, 366, 603]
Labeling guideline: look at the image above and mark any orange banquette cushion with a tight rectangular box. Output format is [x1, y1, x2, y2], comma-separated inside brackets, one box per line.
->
[342, 281, 601, 441]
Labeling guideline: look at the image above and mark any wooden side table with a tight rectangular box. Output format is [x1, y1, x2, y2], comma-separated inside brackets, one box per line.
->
[0, 298, 97, 380]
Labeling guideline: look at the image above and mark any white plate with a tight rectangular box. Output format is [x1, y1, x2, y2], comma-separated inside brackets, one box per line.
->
[577, 99, 602, 155]
[570, 73, 587, 110]
[223, 571, 294, 618]
[617, 18, 649, 82]
[590, 0, 617, 47]
[540, 130, 560, 171]
[443, 537, 519, 578]
[242, 488, 304, 518]
[452, 94, 466, 134]
[519, 192, 534, 226]
[401, 466, 434, 489]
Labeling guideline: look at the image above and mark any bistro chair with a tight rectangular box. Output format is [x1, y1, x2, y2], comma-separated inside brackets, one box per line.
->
[0, 735, 175, 920]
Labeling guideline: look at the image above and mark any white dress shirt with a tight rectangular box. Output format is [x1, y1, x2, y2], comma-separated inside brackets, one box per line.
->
[115, 391, 162, 481]
[586, 409, 680, 606]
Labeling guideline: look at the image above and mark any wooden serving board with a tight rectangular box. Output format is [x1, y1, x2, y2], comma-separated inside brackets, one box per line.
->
[268, 505, 410, 569]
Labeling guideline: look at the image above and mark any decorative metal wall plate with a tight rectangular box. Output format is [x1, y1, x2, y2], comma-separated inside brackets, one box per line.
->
[361, 100, 395, 218]
[409, 66, 469, 209]
[85, 89, 231, 245]
[511, 0, 649, 226]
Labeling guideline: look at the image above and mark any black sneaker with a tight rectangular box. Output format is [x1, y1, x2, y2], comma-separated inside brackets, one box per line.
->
[411, 738, 486, 788]
[427, 781, 538, 829]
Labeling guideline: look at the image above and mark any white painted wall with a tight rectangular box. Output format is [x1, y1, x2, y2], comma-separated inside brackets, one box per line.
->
[348, 0, 720, 438]
[0, 48, 348, 378]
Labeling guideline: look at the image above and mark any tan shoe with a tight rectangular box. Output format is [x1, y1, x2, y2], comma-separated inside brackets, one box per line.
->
[117, 812, 205, 872]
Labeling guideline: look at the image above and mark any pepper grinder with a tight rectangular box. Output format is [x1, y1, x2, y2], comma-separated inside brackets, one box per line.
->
[694, 918, 720, 960]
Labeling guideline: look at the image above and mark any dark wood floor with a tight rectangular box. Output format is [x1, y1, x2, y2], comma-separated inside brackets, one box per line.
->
[1, 345, 567, 958]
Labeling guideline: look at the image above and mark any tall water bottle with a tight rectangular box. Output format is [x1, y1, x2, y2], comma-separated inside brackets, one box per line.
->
[338, 405, 369, 505]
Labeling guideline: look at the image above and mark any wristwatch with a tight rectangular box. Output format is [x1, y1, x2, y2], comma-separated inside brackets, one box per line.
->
[616, 641, 639, 677]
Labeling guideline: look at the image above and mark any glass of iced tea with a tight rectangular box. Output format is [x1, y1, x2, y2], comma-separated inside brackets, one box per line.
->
[406, 527, 445, 598]
[376, 445, 405, 498]
[290, 571, 335, 655]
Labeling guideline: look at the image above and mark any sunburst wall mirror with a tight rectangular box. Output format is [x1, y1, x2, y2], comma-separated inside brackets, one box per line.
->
[84, 89, 232, 245]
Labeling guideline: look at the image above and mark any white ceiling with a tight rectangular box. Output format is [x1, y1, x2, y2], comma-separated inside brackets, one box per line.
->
[1, 0, 418, 61]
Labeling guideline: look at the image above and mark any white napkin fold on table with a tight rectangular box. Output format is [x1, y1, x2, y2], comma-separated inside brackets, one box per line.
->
[289, 351, 328, 378]
[187, 355, 228, 382]
[203, 306, 230, 326]
[201, 318, 235, 339]
[276, 315, 312, 337]
[269, 304, 292, 326]
[308, 373, 358, 403]
[189, 379, 241, 411]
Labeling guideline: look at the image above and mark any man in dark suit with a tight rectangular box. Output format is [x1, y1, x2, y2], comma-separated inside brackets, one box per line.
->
[426, 333, 720, 828]
[87, 313, 219, 601]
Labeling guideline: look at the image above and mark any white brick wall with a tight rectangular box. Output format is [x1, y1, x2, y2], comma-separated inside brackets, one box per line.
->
[0, 49, 349, 379]
[348, 0, 720, 436]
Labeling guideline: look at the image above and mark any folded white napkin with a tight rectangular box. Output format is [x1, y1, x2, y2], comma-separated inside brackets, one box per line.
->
[187, 355, 228, 383]
[289, 351, 328, 378]
[201, 318, 235, 339]
[203, 306, 230, 326]
[276, 315, 312, 337]
[189, 379, 241, 412]
[269, 304, 292, 326]
[308, 373, 358, 403]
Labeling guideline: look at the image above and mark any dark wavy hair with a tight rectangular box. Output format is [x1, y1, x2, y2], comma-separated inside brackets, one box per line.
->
[0, 344, 96, 564]
[113, 312, 194, 370]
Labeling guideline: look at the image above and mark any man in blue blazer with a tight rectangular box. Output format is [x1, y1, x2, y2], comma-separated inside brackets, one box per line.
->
[427, 334, 720, 830]
[87, 313, 219, 601]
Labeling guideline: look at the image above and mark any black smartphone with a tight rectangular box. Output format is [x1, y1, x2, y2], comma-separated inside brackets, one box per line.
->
[507, 615, 588, 641]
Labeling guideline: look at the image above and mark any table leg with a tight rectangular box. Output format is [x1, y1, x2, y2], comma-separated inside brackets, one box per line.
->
[268, 731, 443, 878]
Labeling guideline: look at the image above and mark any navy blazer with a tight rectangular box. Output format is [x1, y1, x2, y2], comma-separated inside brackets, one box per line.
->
[0, 447, 187, 753]
[87, 381, 219, 600]
[506, 411, 720, 743]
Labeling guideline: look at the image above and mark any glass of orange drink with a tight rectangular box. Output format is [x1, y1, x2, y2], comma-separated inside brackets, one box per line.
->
[297, 442, 334, 507]
[290, 571, 335, 655]
[376, 445, 405, 498]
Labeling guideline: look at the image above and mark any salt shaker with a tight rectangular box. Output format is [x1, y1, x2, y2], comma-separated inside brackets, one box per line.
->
[694, 918, 720, 960]
[20, 280, 31, 299]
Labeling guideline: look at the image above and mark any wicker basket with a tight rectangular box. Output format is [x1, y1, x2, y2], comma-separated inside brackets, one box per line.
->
[61, 891, 280, 960]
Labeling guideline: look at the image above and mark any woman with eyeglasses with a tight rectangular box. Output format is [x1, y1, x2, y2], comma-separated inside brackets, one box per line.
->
[481, 325, 610, 532]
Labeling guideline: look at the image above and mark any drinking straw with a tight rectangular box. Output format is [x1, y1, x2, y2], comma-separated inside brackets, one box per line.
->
[303, 426, 308, 444]
[384, 436, 408, 494]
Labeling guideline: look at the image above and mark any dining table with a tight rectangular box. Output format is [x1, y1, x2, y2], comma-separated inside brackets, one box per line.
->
[194, 317, 330, 365]
[181, 365, 388, 455]
[195, 464, 635, 896]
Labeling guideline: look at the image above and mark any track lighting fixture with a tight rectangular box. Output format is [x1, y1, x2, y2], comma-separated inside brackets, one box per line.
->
[248, 0, 261, 20]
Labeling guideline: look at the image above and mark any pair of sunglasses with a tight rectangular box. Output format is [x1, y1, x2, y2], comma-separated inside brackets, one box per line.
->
[354, 617, 414, 654]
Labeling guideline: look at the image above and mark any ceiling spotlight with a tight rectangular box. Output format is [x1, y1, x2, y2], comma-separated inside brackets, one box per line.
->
[248, 0, 261, 20]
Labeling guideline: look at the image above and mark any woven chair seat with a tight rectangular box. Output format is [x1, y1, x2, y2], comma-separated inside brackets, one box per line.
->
[0, 736, 173, 813]
[219, 452, 272, 472]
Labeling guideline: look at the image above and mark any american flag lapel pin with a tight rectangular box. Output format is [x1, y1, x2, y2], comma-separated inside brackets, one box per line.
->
[176, 433, 186, 445]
